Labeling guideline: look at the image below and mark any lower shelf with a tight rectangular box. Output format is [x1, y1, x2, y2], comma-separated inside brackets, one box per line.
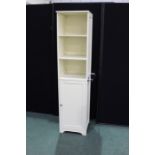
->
[59, 59, 86, 79]
[59, 74, 86, 79]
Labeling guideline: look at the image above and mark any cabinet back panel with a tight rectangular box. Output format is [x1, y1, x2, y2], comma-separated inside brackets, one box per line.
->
[59, 60, 86, 77]
[57, 13, 87, 35]
[58, 37, 86, 57]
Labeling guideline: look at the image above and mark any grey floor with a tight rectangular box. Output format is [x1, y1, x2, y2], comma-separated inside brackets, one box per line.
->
[26, 112, 129, 155]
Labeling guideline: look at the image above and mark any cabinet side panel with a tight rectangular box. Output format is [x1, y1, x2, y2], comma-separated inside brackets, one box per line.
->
[86, 13, 93, 125]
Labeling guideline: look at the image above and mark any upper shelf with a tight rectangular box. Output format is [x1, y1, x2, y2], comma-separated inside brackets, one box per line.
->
[57, 12, 87, 36]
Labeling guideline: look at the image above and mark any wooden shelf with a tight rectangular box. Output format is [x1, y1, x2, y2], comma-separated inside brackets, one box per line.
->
[59, 56, 87, 60]
[56, 11, 90, 14]
[58, 35, 87, 37]
[59, 74, 86, 80]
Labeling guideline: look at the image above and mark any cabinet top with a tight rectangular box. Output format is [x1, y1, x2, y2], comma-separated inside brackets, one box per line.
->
[56, 10, 92, 16]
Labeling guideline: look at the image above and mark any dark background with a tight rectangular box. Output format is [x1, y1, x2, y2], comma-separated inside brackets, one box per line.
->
[26, 3, 129, 125]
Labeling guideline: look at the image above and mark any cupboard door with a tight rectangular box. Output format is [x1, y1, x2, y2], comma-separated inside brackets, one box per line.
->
[59, 80, 87, 131]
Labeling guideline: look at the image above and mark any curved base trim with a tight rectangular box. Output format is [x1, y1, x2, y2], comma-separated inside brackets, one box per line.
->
[60, 124, 88, 136]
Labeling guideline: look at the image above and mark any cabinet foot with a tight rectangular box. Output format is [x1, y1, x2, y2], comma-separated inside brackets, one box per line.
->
[82, 133, 87, 136]
[60, 130, 65, 134]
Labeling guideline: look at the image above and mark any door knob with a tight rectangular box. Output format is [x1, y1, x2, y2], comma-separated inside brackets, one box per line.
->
[87, 76, 93, 82]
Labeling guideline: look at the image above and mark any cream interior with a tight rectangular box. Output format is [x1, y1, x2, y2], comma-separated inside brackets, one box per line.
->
[59, 60, 86, 78]
[58, 37, 86, 57]
[57, 12, 87, 35]
[57, 12, 88, 79]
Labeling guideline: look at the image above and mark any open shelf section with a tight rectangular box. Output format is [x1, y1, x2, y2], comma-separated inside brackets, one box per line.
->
[59, 60, 86, 79]
[58, 37, 87, 57]
[57, 12, 87, 36]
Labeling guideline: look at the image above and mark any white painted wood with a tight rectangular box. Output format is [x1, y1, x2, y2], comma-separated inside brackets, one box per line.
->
[58, 35, 87, 37]
[57, 11, 93, 136]
[59, 80, 87, 135]
[59, 56, 87, 60]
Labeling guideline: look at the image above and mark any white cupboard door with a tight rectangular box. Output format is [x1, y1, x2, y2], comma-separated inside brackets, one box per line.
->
[59, 80, 87, 129]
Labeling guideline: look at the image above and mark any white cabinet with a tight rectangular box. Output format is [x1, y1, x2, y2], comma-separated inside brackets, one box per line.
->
[57, 11, 93, 136]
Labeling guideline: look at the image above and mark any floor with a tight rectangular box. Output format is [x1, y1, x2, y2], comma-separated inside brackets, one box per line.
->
[26, 112, 129, 155]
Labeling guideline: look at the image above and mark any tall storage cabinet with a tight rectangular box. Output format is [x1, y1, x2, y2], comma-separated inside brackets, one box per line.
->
[57, 11, 93, 136]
